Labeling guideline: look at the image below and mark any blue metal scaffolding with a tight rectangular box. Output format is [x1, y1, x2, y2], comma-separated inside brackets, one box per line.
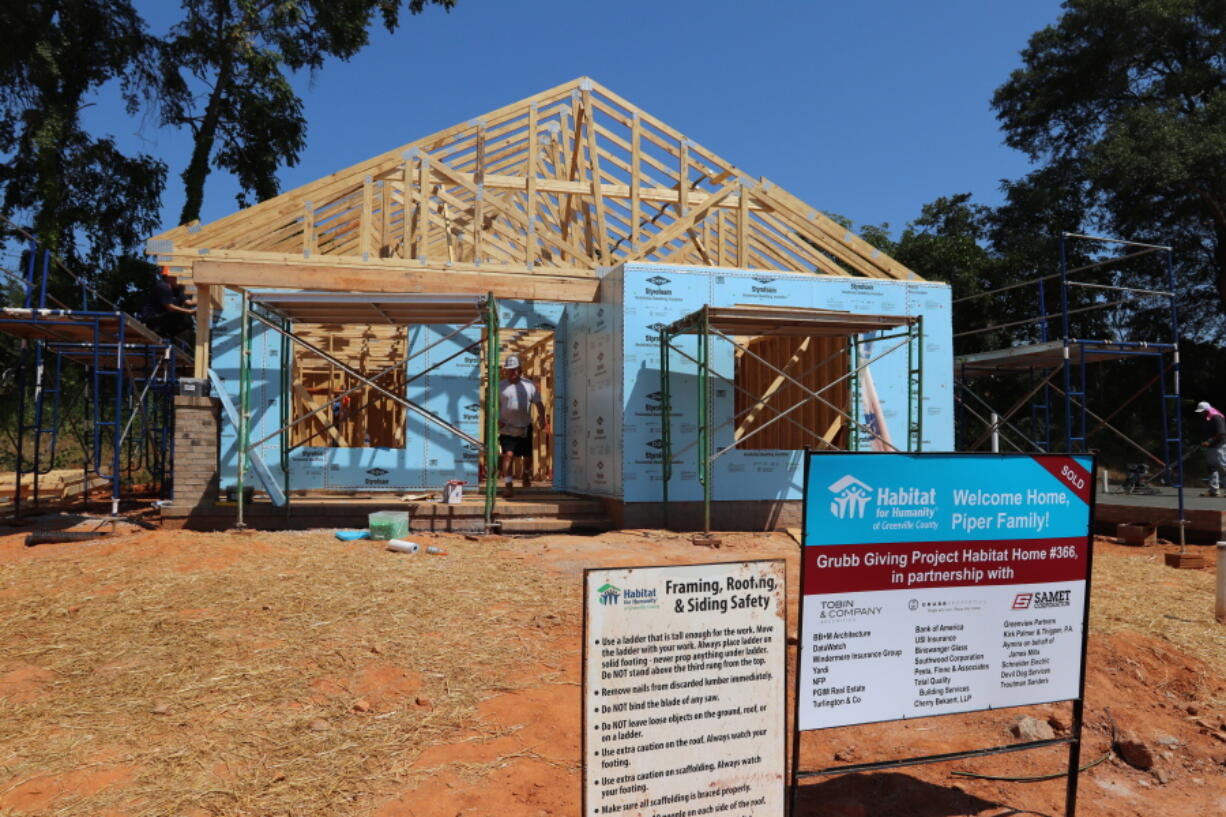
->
[953, 232, 1185, 543]
[0, 235, 184, 518]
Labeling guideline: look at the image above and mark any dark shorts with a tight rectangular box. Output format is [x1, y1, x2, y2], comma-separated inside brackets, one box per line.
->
[499, 429, 533, 458]
[143, 311, 192, 338]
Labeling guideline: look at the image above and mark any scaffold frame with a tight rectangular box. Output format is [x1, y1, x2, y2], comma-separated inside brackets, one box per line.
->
[953, 232, 1186, 543]
[0, 232, 182, 517]
[658, 304, 925, 533]
[225, 291, 504, 530]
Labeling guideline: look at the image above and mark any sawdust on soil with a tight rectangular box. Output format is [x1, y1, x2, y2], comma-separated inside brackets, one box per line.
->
[0, 526, 1221, 816]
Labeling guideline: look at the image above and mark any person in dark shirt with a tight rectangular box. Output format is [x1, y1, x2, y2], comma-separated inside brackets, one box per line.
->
[141, 268, 195, 338]
[1194, 400, 1226, 497]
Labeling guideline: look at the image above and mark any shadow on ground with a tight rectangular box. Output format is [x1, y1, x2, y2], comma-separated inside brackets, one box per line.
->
[793, 771, 1053, 817]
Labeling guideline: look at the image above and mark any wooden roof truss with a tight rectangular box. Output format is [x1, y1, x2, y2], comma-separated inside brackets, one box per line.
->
[149, 78, 919, 297]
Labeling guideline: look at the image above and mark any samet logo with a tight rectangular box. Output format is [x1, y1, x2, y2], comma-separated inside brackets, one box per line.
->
[597, 583, 621, 605]
[828, 475, 873, 519]
[1012, 593, 1034, 610]
[1033, 590, 1072, 609]
[366, 467, 389, 477]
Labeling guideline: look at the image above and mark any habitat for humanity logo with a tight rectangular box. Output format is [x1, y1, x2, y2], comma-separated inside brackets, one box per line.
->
[828, 475, 872, 519]
[597, 583, 621, 605]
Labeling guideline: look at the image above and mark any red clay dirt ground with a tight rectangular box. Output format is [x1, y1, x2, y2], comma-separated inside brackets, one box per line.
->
[0, 525, 1221, 817]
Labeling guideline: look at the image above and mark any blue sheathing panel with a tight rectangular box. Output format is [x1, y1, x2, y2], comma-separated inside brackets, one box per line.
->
[618, 263, 955, 507]
[212, 278, 950, 504]
[216, 296, 565, 493]
[215, 288, 286, 494]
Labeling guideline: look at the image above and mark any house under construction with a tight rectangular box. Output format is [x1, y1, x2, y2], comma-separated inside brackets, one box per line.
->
[145, 78, 953, 532]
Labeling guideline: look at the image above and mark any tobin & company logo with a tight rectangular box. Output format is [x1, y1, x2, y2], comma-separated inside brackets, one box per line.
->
[828, 475, 872, 519]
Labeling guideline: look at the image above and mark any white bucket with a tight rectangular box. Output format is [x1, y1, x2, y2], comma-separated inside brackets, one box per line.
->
[443, 481, 464, 504]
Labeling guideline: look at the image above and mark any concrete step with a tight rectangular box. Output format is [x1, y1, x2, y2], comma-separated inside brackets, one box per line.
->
[496, 516, 613, 534]
[413, 499, 604, 517]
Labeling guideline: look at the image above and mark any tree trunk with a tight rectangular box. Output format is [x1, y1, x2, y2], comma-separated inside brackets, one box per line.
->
[178, 64, 232, 226]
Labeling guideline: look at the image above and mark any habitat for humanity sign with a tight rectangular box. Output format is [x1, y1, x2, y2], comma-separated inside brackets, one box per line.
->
[799, 453, 1093, 731]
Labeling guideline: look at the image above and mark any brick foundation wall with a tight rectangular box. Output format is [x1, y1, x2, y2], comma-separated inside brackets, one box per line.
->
[172, 396, 220, 512]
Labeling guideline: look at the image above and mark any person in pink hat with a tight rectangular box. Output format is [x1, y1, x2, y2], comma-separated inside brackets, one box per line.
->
[1195, 401, 1226, 496]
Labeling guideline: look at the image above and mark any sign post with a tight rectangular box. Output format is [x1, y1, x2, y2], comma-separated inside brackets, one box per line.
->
[583, 560, 787, 817]
[795, 452, 1095, 815]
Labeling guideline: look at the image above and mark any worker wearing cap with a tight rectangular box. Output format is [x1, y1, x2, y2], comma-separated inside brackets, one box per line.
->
[498, 354, 547, 497]
[1195, 401, 1226, 497]
[141, 267, 196, 338]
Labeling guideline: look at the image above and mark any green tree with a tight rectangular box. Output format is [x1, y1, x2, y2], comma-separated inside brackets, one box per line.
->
[0, 1, 165, 276]
[889, 194, 1014, 352]
[992, 0, 1226, 336]
[163, 0, 456, 225]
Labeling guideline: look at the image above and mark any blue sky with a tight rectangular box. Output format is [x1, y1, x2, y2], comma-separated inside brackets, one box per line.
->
[89, 0, 1067, 241]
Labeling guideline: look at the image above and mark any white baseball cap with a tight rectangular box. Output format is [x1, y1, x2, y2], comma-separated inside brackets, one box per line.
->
[502, 354, 521, 369]
[1195, 401, 1211, 413]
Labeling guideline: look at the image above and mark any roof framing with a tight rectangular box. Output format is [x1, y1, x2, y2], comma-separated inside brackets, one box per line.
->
[148, 77, 920, 299]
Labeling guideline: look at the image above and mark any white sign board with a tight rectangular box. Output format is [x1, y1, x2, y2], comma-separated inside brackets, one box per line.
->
[799, 453, 1093, 731]
[583, 560, 786, 817]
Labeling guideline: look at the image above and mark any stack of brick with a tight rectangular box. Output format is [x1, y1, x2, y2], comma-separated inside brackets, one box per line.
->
[172, 396, 220, 511]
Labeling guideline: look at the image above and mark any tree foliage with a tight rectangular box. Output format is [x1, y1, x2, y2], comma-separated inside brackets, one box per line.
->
[992, 0, 1226, 336]
[0, 1, 165, 274]
[163, 0, 456, 224]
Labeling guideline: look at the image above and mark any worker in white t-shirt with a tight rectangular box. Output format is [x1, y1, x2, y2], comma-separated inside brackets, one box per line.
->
[498, 354, 548, 497]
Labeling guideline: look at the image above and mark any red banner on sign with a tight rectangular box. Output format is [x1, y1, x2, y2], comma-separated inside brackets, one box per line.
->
[1031, 456, 1092, 505]
[803, 537, 1088, 595]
